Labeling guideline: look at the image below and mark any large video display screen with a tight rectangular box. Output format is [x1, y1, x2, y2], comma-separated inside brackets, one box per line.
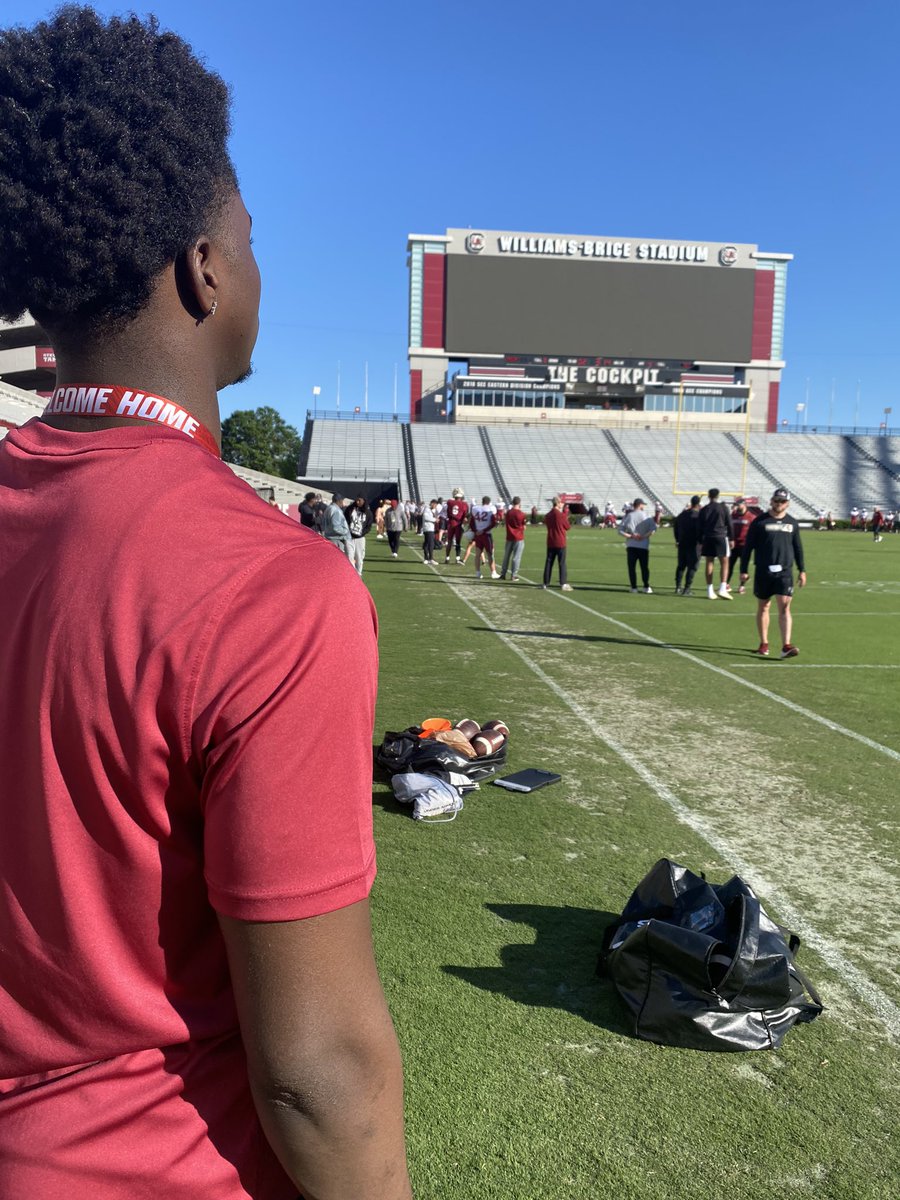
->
[444, 256, 756, 362]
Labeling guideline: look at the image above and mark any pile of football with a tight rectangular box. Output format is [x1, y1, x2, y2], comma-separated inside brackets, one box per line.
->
[424, 717, 509, 759]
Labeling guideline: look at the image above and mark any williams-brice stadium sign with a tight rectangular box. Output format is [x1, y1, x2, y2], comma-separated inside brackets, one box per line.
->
[495, 235, 710, 262]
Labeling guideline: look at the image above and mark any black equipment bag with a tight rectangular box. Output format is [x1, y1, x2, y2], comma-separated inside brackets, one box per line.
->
[374, 728, 422, 775]
[375, 727, 507, 782]
[599, 859, 823, 1052]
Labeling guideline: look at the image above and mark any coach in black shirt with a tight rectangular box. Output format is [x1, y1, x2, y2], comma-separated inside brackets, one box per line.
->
[740, 488, 807, 659]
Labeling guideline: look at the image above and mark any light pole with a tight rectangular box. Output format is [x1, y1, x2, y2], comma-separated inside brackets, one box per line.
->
[312, 385, 321, 417]
[884, 407, 892, 436]
[795, 402, 804, 430]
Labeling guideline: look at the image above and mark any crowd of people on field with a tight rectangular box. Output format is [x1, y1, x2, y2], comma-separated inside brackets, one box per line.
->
[298, 480, 900, 661]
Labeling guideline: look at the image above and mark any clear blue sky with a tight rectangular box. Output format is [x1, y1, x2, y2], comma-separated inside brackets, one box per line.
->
[6, 0, 900, 431]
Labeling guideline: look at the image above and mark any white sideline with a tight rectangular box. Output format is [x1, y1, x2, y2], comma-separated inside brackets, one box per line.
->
[428, 565, 900, 1040]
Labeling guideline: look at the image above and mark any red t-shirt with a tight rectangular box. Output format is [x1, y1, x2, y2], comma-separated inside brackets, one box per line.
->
[544, 508, 570, 548]
[0, 419, 378, 1199]
[730, 511, 755, 550]
[505, 508, 526, 541]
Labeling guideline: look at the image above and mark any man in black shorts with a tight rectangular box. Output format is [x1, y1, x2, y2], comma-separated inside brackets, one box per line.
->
[673, 495, 702, 595]
[740, 488, 807, 658]
[700, 487, 734, 600]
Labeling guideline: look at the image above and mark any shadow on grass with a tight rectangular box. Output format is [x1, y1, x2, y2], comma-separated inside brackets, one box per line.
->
[365, 568, 483, 582]
[443, 903, 629, 1033]
[371, 752, 415, 818]
[371, 784, 409, 817]
[550, 583, 657, 595]
[469, 626, 749, 655]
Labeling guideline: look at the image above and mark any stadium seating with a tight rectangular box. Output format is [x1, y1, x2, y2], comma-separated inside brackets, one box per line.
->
[843, 437, 900, 511]
[8, 397, 900, 517]
[408, 424, 494, 501]
[303, 418, 404, 484]
[302, 418, 900, 516]
[0, 380, 44, 436]
[613, 430, 743, 513]
[485, 425, 638, 510]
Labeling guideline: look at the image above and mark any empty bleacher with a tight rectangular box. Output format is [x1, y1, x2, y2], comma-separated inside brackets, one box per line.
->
[302, 418, 900, 515]
[844, 437, 900, 510]
[738, 433, 845, 514]
[11, 397, 896, 518]
[303, 419, 404, 484]
[613, 431, 745, 513]
[486, 426, 638, 510]
[0, 380, 44, 436]
[410, 423, 495, 501]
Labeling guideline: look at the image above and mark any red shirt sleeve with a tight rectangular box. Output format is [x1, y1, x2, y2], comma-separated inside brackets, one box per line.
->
[192, 544, 378, 921]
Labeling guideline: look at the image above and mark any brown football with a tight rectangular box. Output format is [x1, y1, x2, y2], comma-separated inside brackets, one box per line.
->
[480, 719, 510, 739]
[471, 730, 505, 757]
[454, 718, 480, 740]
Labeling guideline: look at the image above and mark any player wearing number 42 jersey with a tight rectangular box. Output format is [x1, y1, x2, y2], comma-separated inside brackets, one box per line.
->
[740, 489, 807, 659]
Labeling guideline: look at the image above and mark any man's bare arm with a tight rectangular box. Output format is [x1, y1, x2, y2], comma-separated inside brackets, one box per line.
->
[219, 899, 412, 1200]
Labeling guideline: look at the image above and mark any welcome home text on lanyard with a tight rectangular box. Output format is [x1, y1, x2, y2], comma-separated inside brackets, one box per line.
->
[42, 384, 220, 458]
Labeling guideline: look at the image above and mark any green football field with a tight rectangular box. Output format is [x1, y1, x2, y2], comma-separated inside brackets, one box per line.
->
[362, 526, 900, 1200]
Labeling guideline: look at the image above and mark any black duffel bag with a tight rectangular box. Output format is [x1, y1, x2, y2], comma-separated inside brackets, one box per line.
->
[599, 858, 823, 1052]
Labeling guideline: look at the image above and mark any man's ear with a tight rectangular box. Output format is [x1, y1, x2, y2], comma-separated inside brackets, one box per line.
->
[175, 234, 221, 322]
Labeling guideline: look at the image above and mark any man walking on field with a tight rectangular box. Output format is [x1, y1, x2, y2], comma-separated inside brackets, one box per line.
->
[700, 487, 734, 600]
[499, 495, 527, 581]
[726, 497, 754, 594]
[471, 495, 500, 580]
[673, 495, 702, 595]
[740, 488, 807, 658]
[542, 496, 572, 590]
[619, 498, 656, 593]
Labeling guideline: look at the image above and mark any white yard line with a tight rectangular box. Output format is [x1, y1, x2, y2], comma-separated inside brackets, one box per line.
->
[429, 566, 900, 1040]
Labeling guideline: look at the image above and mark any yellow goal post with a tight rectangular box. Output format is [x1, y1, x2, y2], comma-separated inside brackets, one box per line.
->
[671, 380, 753, 501]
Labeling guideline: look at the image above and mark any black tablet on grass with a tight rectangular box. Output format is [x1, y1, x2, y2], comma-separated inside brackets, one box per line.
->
[492, 769, 562, 793]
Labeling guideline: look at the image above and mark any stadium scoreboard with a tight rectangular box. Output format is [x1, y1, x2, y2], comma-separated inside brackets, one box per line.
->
[408, 228, 791, 431]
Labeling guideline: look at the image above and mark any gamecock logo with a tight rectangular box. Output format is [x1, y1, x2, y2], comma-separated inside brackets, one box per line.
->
[465, 232, 486, 254]
[719, 245, 738, 266]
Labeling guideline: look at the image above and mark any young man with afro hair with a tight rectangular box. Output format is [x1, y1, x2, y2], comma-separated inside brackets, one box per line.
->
[0, 8, 411, 1199]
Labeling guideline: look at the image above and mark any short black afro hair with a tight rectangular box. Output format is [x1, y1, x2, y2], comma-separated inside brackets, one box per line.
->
[0, 5, 237, 337]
